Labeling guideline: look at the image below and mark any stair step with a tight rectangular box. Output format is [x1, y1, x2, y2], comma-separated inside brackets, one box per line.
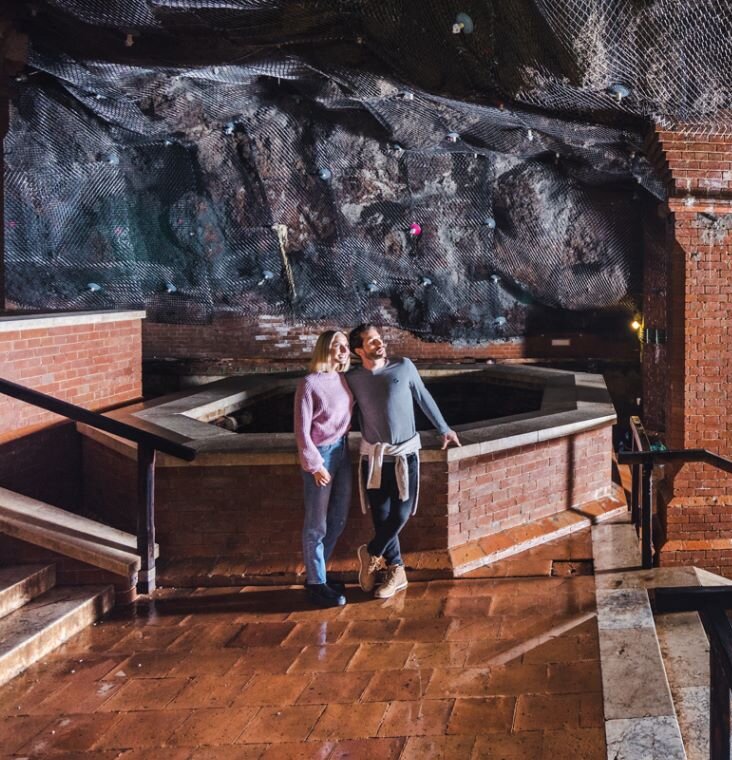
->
[0, 486, 158, 578]
[0, 585, 114, 688]
[0, 564, 56, 619]
[592, 516, 686, 759]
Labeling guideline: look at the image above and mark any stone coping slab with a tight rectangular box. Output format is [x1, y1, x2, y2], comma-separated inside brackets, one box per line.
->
[0, 309, 146, 333]
[592, 517, 693, 759]
[78, 364, 616, 467]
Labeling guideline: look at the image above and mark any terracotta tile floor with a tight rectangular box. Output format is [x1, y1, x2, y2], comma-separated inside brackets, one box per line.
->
[0, 531, 605, 758]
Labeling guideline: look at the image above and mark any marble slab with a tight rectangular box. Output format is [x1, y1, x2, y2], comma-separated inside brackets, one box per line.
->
[605, 715, 686, 760]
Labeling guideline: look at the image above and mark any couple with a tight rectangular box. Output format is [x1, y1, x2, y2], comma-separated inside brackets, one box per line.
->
[294, 324, 461, 608]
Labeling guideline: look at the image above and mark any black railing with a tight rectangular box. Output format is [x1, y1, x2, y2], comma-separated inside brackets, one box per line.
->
[0, 377, 197, 594]
[618, 416, 732, 569]
[652, 586, 732, 760]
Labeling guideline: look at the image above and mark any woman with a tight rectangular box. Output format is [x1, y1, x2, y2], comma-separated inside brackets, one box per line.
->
[294, 330, 354, 607]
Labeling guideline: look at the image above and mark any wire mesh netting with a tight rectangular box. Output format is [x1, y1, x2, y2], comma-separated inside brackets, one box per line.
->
[5, 0, 731, 339]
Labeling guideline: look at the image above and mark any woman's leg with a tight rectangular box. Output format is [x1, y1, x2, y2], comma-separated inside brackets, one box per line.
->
[302, 468, 333, 585]
[322, 439, 352, 562]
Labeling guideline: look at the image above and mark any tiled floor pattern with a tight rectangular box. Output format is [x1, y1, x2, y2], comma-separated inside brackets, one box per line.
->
[0, 532, 605, 759]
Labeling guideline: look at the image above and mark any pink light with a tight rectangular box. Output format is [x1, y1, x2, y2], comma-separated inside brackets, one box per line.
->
[409, 223, 422, 237]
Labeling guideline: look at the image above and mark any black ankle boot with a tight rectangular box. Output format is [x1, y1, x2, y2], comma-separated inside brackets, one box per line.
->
[306, 583, 346, 608]
[326, 576, 346, 594]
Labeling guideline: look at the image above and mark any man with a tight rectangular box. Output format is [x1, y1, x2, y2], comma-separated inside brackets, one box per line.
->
[347, 323, 460, 598]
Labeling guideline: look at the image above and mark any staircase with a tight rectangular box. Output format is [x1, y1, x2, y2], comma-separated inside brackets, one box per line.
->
[0, 485, 157, 688]
[0, 563, 113, 688]
[592, 506, 729, 759]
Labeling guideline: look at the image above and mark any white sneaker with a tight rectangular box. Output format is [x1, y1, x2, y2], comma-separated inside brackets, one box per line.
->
[374, 564, 408, 599]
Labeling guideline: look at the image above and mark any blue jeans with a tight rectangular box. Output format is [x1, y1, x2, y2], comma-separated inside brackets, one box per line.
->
[302, 436, 352, 585]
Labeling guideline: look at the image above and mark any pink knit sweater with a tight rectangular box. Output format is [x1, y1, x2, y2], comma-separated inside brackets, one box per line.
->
[294, 371, 354, 473]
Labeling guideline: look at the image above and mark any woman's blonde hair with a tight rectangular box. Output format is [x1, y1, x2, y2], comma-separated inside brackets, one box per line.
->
[309, 330, 350, 373]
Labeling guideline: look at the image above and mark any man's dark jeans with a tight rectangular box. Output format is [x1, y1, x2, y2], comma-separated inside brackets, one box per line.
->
[363, 453, 418, 567]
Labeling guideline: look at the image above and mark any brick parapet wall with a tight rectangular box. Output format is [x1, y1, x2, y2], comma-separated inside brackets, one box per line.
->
[82, 424, 612, 570]
[448, 427, 611, 545]
[0, 311, 144, 437]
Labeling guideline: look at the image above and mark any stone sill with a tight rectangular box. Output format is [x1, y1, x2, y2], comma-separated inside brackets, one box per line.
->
[77, 364, 617, 467]
[0, 310, 146, 333]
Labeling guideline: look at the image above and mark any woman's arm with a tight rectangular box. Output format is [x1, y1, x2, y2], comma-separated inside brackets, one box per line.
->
[294, 379, 325, 473]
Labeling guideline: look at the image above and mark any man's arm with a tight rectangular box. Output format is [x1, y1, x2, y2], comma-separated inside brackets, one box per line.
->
[406, 360, 461, 448]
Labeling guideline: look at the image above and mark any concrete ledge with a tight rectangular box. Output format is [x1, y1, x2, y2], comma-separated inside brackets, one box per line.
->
[0, 309, 145, 332]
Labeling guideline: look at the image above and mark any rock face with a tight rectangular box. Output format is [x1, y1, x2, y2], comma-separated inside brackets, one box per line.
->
[8, 0, 723, 340]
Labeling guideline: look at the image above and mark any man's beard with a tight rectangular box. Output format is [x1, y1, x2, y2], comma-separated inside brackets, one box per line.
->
[366, 347, 386, 362]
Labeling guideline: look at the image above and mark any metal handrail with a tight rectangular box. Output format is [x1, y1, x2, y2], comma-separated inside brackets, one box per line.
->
[619, 448, 732, 474]
[617, 416, 732, 569]
[652, 585, 732, 760]
[0, 376, 197, 594]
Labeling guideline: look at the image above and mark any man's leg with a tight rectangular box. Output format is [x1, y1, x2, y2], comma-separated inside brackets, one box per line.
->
[366, 456, 418, 566]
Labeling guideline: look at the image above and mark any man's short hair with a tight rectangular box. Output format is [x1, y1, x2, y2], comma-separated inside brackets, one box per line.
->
[349, 323, 376, 354]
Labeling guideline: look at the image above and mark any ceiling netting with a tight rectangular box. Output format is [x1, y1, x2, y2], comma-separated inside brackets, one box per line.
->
[5, 0, 730, 339]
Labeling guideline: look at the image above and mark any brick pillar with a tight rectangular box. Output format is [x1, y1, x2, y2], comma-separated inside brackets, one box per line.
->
[648, 124, 732, 575]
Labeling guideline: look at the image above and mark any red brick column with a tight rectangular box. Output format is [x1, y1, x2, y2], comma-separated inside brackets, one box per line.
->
[648, 125, 732, 575]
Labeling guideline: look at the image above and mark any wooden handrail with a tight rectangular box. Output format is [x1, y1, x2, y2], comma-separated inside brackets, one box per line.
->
[0, 377, 196, 461]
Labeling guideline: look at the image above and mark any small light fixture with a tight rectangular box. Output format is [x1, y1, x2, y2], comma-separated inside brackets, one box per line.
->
[631, 317, 642, 332]
[493, 316, 507, 327]
[164, 281, 177, 294]
[409, 223, 422, 237]
[223, 122, 235, 135]
[446, 132, 459, 143]
[401, 92, 414, 101]
[527, 129, 534, 142]
[483, 216, 496, 229]
[86, 282, 102, 293]
[608, 82, 631, 102]
[420, 276, 432, 287]
[489, 273, 500, 284]
[452, 12, 475, 34]
[365, 281, 379, 294]
[318, 167, 332, 181]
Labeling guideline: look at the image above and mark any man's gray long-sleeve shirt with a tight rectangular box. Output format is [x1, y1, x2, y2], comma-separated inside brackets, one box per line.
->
[346, 358, 450, 445]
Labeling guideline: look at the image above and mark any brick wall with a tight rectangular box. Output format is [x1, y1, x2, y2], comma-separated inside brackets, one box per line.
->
[448, 427, 612, 545]
[143, 312, 637, 376]
[0, 311, 144, 437]
[653, 130, 732, 197]
[0, 422, 80, 509]
[82, 424, 612, 570]
[648, 124, 732, 574]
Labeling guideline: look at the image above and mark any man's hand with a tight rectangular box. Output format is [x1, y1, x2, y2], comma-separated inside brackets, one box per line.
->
[441, 430, 461, 449]
[313, 466, 331, 487]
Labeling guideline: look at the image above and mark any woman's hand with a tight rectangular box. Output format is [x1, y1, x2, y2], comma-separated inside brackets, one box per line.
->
[313, 466, 331, 487]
